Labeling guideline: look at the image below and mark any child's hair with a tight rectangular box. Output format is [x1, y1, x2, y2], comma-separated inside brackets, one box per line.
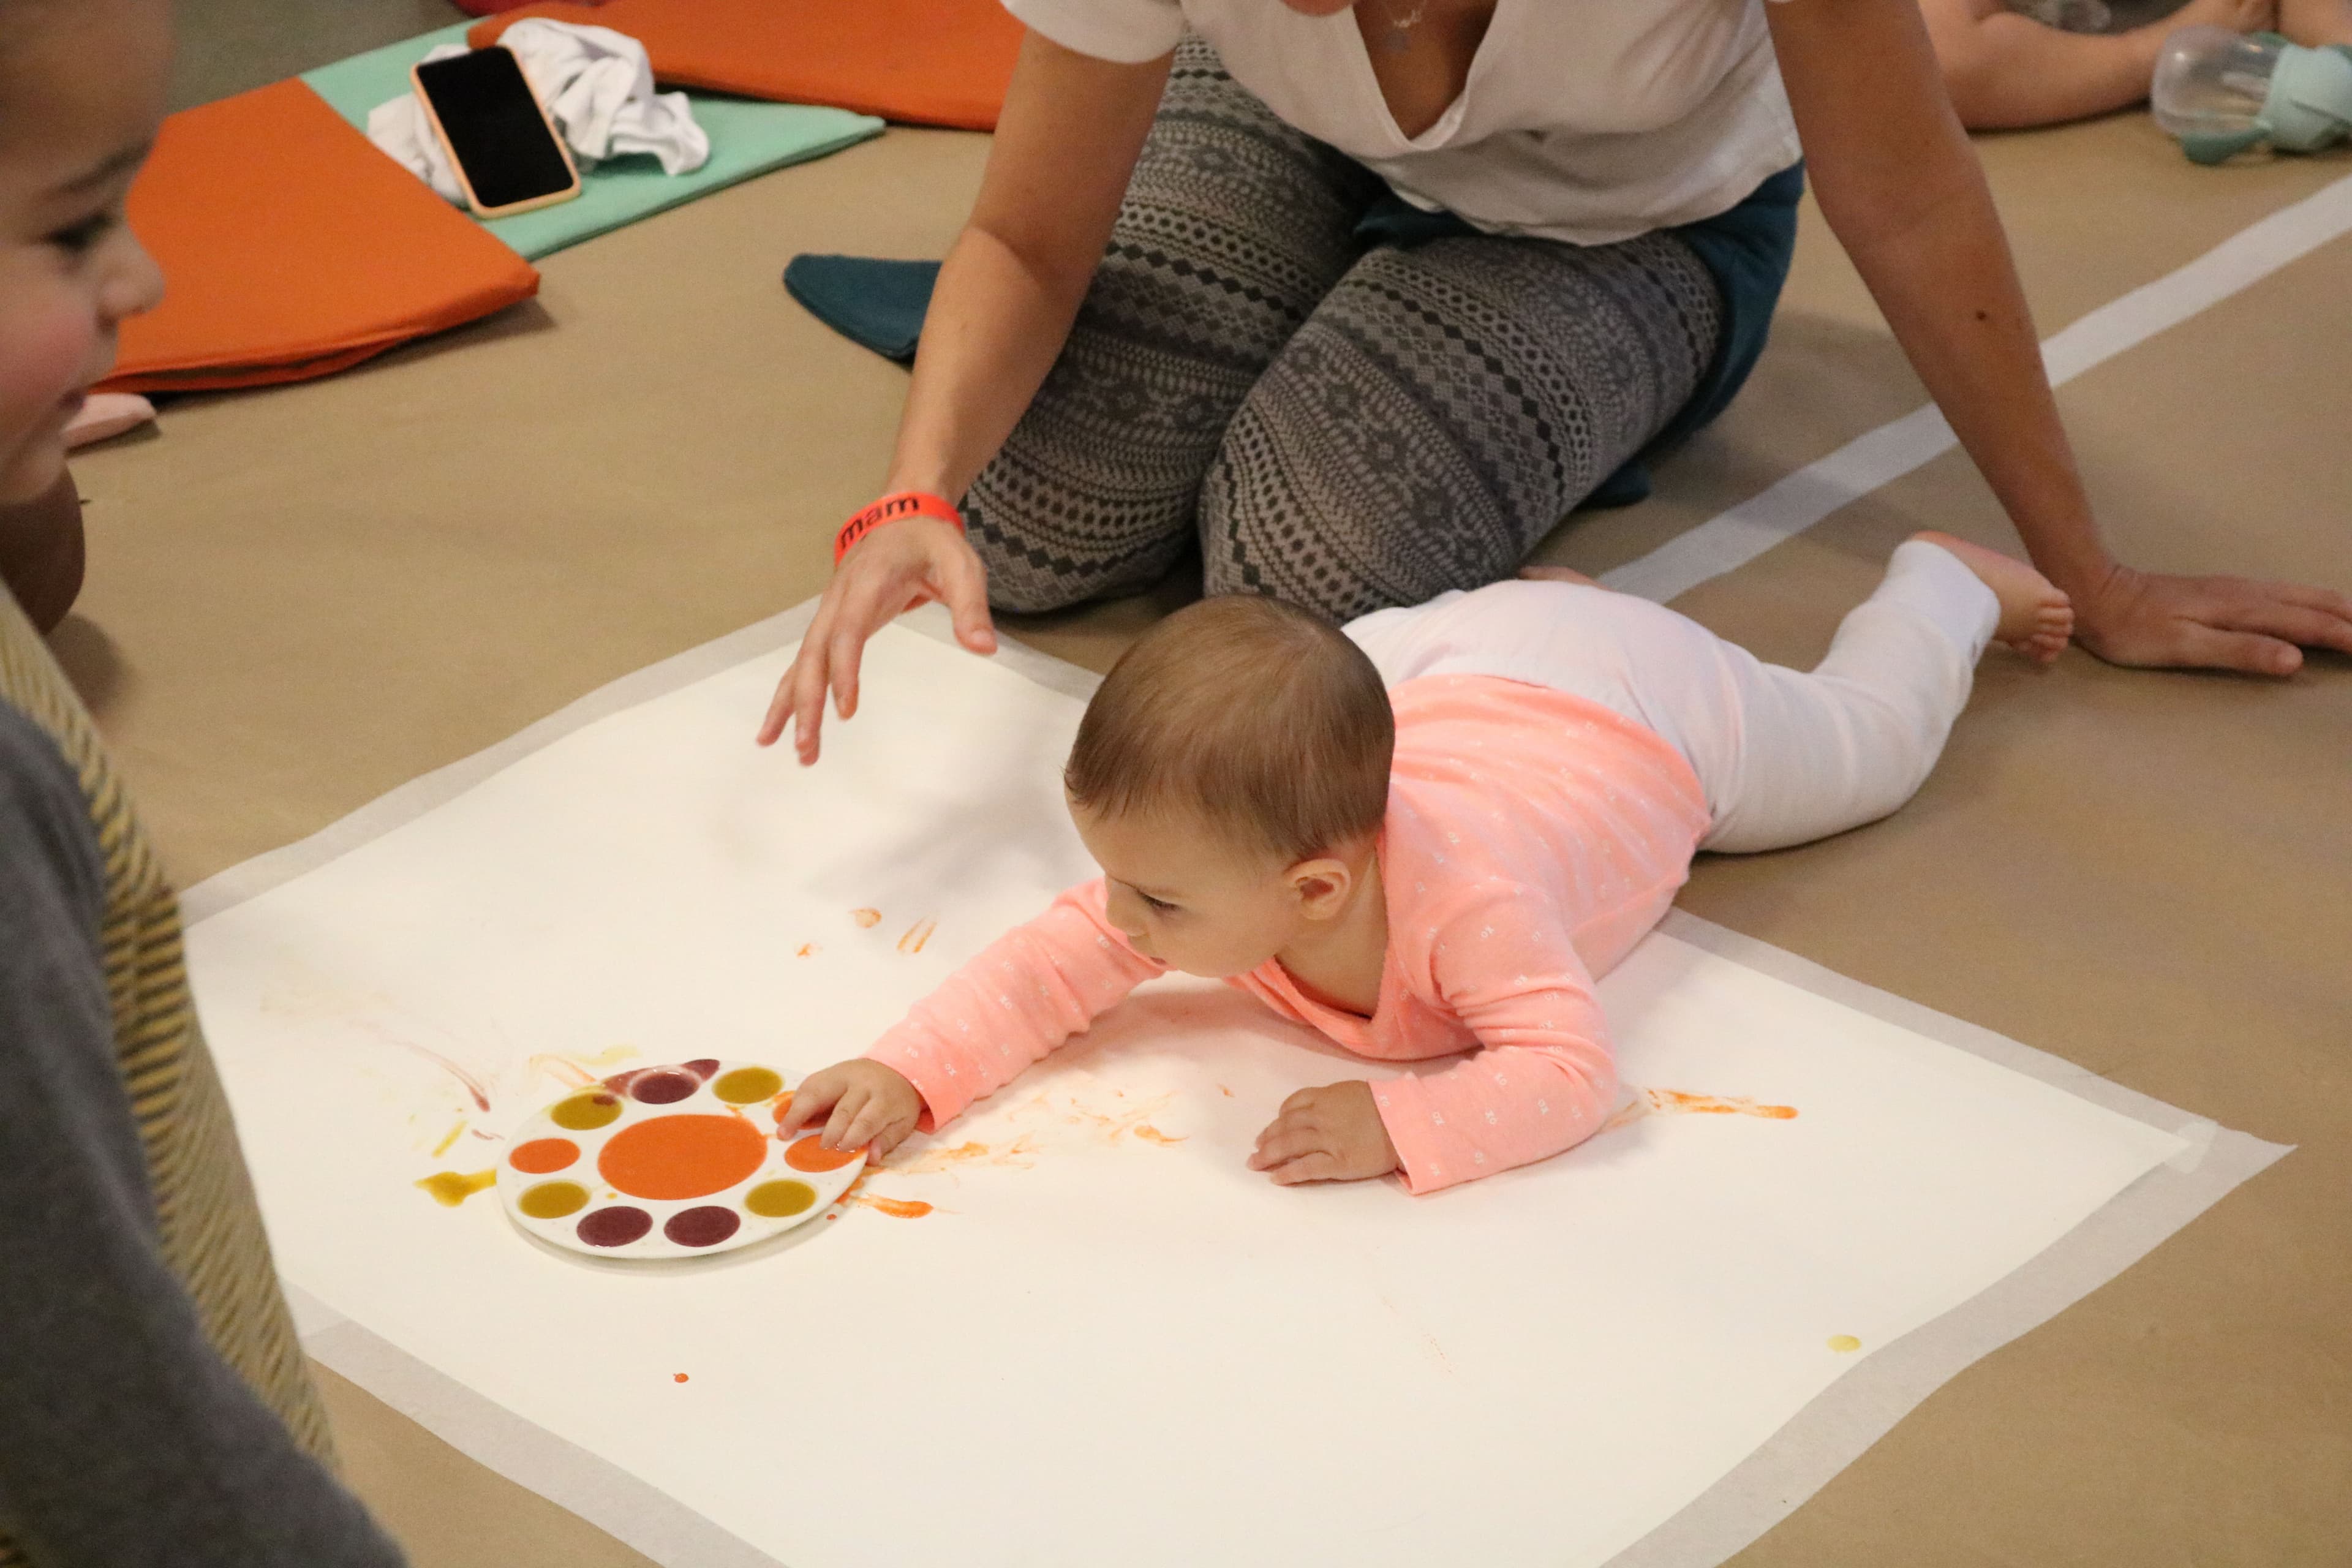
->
[1065, 596, 1395, 864]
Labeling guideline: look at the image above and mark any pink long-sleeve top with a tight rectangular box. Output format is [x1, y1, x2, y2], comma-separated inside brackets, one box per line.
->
[866, 674, 1713, 1193]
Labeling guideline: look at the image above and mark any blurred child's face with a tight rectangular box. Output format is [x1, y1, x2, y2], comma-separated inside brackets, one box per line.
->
[0, 0, 170, 503]
[1071, 801, 1358, 979]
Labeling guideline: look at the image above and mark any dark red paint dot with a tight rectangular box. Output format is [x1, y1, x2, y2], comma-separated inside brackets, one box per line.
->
[663, 1205, 742, 1248]
[576, 1206, 653, 1248]
[630, 1069, 698, 1106]
[681, 1058, 720, 1080]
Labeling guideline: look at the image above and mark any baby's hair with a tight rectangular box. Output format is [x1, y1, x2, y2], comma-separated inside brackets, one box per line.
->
[1065, 595, 1395, 864]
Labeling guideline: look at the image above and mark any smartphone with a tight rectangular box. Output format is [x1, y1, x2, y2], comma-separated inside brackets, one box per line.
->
[411, 47, 581, 219]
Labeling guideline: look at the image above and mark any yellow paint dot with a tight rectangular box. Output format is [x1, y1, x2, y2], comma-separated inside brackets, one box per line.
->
[1826, 1334, 1863, 1354]
[518, 1180, 590, 1219]
[713, 1066, 783, 1105]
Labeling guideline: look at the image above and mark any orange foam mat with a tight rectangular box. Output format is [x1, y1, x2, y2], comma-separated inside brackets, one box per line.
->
[102, 78, 541, 395]
[470, 0, 1025, 131]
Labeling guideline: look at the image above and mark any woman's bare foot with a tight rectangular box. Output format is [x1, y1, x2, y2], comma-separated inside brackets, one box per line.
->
[1517, 564, 1601, 588]
[1912, 530, 2073, 664]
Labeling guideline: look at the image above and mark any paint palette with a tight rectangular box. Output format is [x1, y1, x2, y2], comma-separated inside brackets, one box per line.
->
[496, 1060, 865, 1260]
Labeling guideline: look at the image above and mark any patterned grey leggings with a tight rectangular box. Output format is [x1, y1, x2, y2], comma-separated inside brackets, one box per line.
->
[964, 38, 1725, 624]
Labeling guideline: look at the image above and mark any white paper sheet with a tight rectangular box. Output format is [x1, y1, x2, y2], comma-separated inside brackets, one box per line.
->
[189, 625, 2195, 1568]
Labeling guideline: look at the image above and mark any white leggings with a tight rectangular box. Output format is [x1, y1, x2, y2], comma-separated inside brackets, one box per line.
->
[1343, 540, 2001, 854]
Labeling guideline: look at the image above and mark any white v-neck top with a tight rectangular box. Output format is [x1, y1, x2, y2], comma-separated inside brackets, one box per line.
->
[1003, 0, 1802, 245]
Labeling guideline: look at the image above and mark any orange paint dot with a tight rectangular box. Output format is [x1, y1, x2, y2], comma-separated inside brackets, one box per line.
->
[673, 1373, 690, 1383]
[851, 908, 881, 928]
[508, 1137, 580, 1174]
[597, 1115, 767, 1201]
[785, 1134, 863, 1173]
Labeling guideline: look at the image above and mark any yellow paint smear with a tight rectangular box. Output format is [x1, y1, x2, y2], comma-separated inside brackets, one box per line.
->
[416, 1169, 497, 1207]
[431, 1120, 467, 1158]
[1827, 1334, 1862, 1353]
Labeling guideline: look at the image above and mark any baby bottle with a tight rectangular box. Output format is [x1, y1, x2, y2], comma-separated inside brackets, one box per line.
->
[2152, 26, 2352, 163]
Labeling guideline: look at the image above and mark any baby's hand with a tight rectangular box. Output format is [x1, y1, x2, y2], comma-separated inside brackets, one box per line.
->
[1247, 1081, 1400, 1186]
[774, 1060, 924, 1160]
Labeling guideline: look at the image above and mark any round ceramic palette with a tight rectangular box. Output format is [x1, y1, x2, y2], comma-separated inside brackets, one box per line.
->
[496, 1060, 865, 1260]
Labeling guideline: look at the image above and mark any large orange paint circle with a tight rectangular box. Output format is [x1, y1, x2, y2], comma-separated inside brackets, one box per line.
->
[597, 1115, 767, 1201]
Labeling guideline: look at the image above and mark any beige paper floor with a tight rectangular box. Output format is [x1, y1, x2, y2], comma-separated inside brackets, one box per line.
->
[61, 99, 2351, 1567]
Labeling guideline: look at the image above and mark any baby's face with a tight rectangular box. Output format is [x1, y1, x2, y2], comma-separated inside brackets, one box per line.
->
[1071, 802, 1312, 980]
[0, 0, 170, 503]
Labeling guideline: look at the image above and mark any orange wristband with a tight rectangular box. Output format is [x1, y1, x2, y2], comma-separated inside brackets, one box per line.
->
[834, 490, 963, 565]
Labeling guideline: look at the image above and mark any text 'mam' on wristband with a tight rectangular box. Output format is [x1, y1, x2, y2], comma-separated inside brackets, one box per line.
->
[834, 491, 965, 565]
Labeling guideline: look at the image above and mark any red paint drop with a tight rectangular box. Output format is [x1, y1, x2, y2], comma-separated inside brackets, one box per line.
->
[663, 1205, 742, 1248]
[630, 1069, 699, 1106]
[576, 1206, 652, 1248]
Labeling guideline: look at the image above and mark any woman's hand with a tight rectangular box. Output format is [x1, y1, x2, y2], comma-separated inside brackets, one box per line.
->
[2069, 561, 2352, 676]
[1247, 1082, 1401, 1186]
[756, 518, 997, 764]
[775, 1059, 925, 1160]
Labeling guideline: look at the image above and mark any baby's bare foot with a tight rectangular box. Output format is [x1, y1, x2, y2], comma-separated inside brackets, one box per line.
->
[1912, 531, 2073, 664]
[1517, 564, 1602, 588]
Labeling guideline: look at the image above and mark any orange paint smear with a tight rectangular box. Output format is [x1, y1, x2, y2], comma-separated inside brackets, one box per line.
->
[598, 1115, 767, 1200]
[796, 943, 819, 959]
[1133, 1125, 1185, 1146]
[881, 1137, 1037, 1175]
[897, 917, 938, 954]
[851, 908, 881, 928]
[846, 1194, 934, 1219]
[769, 1091, 796, 1124]
[529, 1055, 597, 1089]
[1646, 1089, 1797, 1120]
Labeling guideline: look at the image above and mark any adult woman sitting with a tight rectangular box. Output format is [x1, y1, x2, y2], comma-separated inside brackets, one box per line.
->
[763, 0, 2352, 761]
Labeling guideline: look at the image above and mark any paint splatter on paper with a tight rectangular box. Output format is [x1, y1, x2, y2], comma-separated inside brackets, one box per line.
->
[1133, 1125, 1185, 1147]
[1604, 1087, 1800, 1133]
[416, 1169, 497, 1207]
[851, 908, 881, 929]
[796, 943, 819, 959]
[897, 918, 938, 954]
[431, 1120, 467, 1158]
[1826, 1335, 1862, 1353]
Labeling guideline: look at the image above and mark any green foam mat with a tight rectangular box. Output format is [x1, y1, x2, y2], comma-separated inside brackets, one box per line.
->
[301, 24, 882, 261]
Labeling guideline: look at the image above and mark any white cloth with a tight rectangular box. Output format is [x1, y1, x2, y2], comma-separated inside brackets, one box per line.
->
[367, 21, 709, 207]
[1001, 0, 1802, 244]
[1344, 541, 2002, 854]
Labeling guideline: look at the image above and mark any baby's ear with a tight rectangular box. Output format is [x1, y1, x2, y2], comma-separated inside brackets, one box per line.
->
[1287, 856, 1354, 918]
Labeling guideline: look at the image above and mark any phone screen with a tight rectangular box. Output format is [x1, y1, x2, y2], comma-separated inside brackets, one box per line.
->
[414, 48, 574, 211]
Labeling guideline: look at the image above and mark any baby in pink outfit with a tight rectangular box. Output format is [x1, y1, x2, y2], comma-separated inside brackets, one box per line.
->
[781, 532, 2071, 1192]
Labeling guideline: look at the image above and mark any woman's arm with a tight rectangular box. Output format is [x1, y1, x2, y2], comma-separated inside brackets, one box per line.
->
[760, 33, 1173, 763]
[1919, 0, 2271, 130]
[1768, 0, 2352, 674]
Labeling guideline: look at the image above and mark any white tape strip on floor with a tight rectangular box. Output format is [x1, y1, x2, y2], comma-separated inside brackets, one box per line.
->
[1602, 170, 2352, 604]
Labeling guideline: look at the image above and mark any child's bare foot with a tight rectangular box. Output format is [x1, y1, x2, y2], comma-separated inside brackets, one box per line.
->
[1517, 564, 1601, 588]
[1912, 531, 2074, 664]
